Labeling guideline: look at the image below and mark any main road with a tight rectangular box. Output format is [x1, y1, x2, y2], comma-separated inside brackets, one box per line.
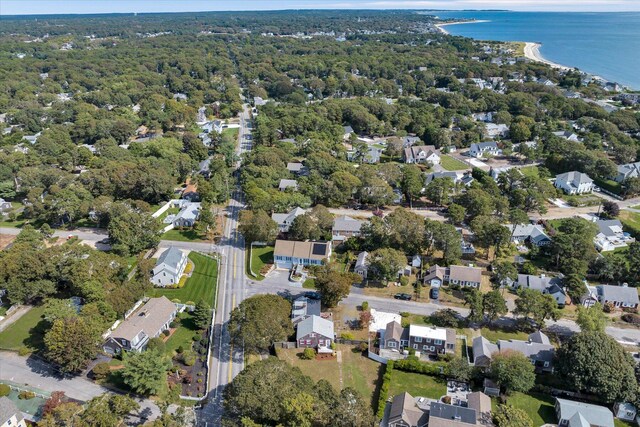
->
[198, 104, 253, 426]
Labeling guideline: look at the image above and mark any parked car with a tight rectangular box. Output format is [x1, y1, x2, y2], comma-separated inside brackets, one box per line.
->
[430, 287, 440, 300]
[394, 293, 412, 301]
[304, 291, 321, 300]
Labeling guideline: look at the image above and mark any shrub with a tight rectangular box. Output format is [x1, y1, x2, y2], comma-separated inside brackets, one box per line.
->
[147, 337, 166, 353]
[301, 348, 315, 360]
[182, 374, 193, 384]
[182, 351, 196, 366]
[92, 362, 111, 380]
[400, 312, 410, 318]
[19, 391, 35, 400]
[621, 313, 640, 325]
[197, 378, 203, 384]
[0, 384, 10, 397]
[177, 346, 184, 354]
[192, 334, 200, 341]
[376, 361, 394, 419]
[169, 321, 178, 328]
[399, 276, 409, 287]
[357, 342, 368, 352]
[340, 332, 354, 340]
[442, 396, 451, 404]
[330, 342, 336, 350]
[361, 301, 369, 311]
[185, 301, 196, 306]
[162, 330, 170, 337]
[18, 347, 30, 357]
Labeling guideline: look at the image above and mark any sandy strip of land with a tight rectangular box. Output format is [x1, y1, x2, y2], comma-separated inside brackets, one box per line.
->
[435, 20, 490, 35]
[523, 42, 572, 71]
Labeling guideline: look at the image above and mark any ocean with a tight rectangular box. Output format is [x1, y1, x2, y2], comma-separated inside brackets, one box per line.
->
[433, 11, 640, 90]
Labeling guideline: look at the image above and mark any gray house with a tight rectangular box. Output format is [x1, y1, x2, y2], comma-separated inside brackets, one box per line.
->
[382, 321, 456, 357]
[278, 179, 298, 191]
[597, 284, 639, 309]
[614, 161, 640, 183]
[103, 296, 177, 354]
[296, 315, 334, 352]
[291, 296, 321, 325]
[0, 198, 12, 212]
[151, 247, 188, 287]
[515, 274, 567, 306]
[0, 397, 26, 427]
[555, 398, 614, 427]
[386, 392, 428, 427]
[354, 251, 369, 279]
[473, 331, 555, 371]
[272, 207, 306, 233]
[173, 202, 201, 228]
[472, 336, 498, 368]
[332, 215, 363, 242]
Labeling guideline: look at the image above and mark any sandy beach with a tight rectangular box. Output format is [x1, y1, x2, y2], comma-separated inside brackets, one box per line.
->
[435, 20, 490, 35]
[523, 42, 572, 71]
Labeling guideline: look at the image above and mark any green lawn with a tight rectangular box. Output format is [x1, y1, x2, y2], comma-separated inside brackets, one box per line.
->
[165, 312, 199, 355]
[302, 279, 316, 289]
[620, 211, 640, 238]
[222, 127, 239, 139]
[0, 305, 48, 351]
[440, 155, 469, 171]
[519, 165, 540, 178]
[162, 229, 208, 242]
[248, 245, 274, 280]
[149, 252, 218, 305]
[478, 327, 530, 343]
[388, 370, 446, 400]
[501, 392, 556, 426]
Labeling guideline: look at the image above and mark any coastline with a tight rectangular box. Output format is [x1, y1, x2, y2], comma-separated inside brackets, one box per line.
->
[523, 42, 573, 71]
[435, 20, 490, 35]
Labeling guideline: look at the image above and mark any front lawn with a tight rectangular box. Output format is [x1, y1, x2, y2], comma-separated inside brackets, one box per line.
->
[0, 305, 47, 351]
[440, 155, 469, 171]
[222, 127, 239, 139]
[502, 392, 556, 426]
[162, 229, 208, 242]
[519, 166, 540, 178]
[150, 252, 218, 304]
[478, 327, 530, 343]
[248, 245, 274, 280]
[388, 370, 446, 400]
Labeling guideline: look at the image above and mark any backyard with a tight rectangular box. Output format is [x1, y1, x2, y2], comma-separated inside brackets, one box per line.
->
[162, 228, 208, 242]
[388, 370, 446, 400]
[499, 392, 556, 426]
[248, 245, 274, 280]
[440, 155, 469, 171]
[0, 305, 47, 352]
[150, 252, 218, 305]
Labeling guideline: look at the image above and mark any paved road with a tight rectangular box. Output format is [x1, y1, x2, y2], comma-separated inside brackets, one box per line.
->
[0, 351, 161, 424]
[198, 104, 252, 426]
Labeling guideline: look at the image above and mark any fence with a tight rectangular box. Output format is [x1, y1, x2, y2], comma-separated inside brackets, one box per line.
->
[151, 200, 173, 218]
[274, 341, 297, 349]
[368, 350, 389, 364]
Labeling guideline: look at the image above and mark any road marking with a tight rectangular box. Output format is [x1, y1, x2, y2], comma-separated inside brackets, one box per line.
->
[233, 252, 237, 279]
[228, 294, 236, 383]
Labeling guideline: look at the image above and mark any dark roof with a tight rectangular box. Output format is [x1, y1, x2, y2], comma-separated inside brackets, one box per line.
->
[388, 392, 428, 427]
[429, 402, 477, 425]
[0, 397, 22, 426]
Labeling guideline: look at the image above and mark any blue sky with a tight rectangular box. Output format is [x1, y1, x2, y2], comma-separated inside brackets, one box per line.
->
[2, 0, 640, 15]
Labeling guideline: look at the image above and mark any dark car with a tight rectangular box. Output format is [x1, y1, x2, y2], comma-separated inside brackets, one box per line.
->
[304, 291, 321, 300]
[394, 293, 412, 301]
[430, 287, 440, 300]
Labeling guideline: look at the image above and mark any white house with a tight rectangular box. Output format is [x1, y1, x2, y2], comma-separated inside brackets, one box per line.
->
[403, 145, 441, 165]
[505, 224, 552, 246]
[151, 247, 188, 287]
[469, 142, 501, 158]
[554, 171, 593, 195]
[273, 240, 331, 269]
[272, 207, 306, 233]
[614, 161, 640, 183]
[0, 198, 12, 212]
[278, 179, 298, 191]
[553, 130, 581, 142]
[594, 219, 634, 252]
[354, 251, 369, 279]
[0, 397, 27, 427]
[485, 123, 509, 139]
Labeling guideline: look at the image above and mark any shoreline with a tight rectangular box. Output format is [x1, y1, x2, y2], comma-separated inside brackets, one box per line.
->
[435, 20, 490, 35]
[522, 42, 573, 72]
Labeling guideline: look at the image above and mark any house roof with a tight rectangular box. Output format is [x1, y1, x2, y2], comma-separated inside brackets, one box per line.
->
[343, 125, 354, 134]
[598, 285, 640, 305]
[498, 339, 555, 362]
[272, 207, 306, 226]
[385, 321, 404, 342]
[449, 265, 482, 283]
[278, 179, 298, 190]
[471, 141, 499, 151]
[426, 171, 462, 184]
[388, 393, 428, 427]
[287, 162, 304, 172]
[404, 145, 439, 160]
[409, 325, 448, 341]
[332, 215, 363, 233]
[429, 403, 477, 425]
[274, 240, 330, 261]
[155, 247, 186, 272]
[424, 264, 447, 282]
[529, 330, 551, 345]
[596, 219, 624, 237]
[467, 392, 492, 424]
[556, 398, 614, 427]
[472, 336, 499, 362]
[296, 315, 334, 340]
[355, 251, 368, 269]
[517, 274, 561, 292]
[0, 397, 22, 426]
[174, 202, 201, 222]
[556, 171, 593, 185]
[291, 296, 321, 321]
[110, 297, 176, 342]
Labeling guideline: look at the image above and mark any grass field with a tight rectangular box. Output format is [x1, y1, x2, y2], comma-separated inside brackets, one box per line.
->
[0, 305, 47, 351]
[620, 210, 640, 238]
[440, 155, 469, 171]
[478, 327, 530, 343]
[248, 245, 274, 280]
[388, 370, 446, 400]
[162, 229, 208, 242]
[502, 392, 556, 426]
[222, 127, 239, 139]
[164, 312, 199, 355]
[519, 166, 540, 178]
[150, 252, 218, 305]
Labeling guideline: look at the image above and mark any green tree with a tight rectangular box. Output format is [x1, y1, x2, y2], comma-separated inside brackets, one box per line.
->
[121, 350, 171, 396]
[367, 248, 407, 284]
[464, 289, 484, 324]
[446, 357, 472, 382]
[493, 261, 517, 289]
[80, 394, 140, 427]
[314, 263, 359, 308]
[483, 290, 508, 323]
[490, 350, 536, 394]
[514, 288, 560, 327]
[228, 295, 293, 353]
[282, 392, 316, 427]
[193, 300, 212, 330]
[238, 210, 278, 243]
[575, 303, 608, 333]
[43, 298, 78, 324]
[44, 316, 102, 373]
[425, 177, 454, 206]
[493, 404, 533, 427]
[107, 203, 161, 256]
[289, 213, 322, 241]
[557, 331, 637, 403]
[447, 203, 466, 225]
[330, 387, 375, 427]
[400, 165, 424, 204]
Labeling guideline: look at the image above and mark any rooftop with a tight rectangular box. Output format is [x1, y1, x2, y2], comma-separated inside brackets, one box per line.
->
[110, 296, 176, 342]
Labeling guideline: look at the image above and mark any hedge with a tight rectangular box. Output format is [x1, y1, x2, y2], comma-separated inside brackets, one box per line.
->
[393, 357, 447, 376]
[376, 361, 394, 419]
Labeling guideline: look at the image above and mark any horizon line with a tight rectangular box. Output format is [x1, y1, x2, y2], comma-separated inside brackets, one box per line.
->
[2, 8, 640, 18]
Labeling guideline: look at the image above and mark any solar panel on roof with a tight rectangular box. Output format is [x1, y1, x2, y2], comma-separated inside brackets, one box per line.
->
[312, 243, 326, 256]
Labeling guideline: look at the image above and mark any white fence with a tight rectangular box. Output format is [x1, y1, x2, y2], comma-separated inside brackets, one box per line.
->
[151, 200, 172, 218]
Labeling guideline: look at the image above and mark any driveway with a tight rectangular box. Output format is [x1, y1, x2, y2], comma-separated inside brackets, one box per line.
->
[0, 351, 161, 423]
